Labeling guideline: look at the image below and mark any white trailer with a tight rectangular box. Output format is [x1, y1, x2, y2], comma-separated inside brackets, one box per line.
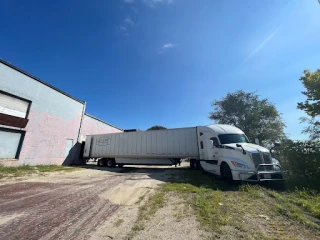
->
[83, 125, 285, 182]
[83, 127, 198, 166]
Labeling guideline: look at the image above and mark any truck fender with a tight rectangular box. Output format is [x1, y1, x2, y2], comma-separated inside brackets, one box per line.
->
[218, 157, 250, 170]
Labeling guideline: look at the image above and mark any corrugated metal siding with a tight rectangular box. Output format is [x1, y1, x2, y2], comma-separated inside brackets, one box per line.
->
[0, 130, 22, 158]
[88, 128, 199, 158]
[0, 92, 29, 118]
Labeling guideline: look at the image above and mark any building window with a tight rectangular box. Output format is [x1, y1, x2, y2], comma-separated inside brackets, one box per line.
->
[0, 90, 31, 128]
[0, 127, 25, 159]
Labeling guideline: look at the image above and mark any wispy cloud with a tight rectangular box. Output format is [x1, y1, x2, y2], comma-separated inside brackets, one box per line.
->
[124, 0, 135, 3]
[159, 43, 176, 54]
[143, 0, 174, 8]
[117, 25, 129, 36]
[119, 25, 127, 32]
[242, 26, 281, 64]
[117, 16, 134, 36]
[124, 17, 134, 26]
[162, 43, 176, 49]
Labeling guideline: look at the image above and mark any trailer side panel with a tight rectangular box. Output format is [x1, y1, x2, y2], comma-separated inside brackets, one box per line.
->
[87, 127, 199, 159]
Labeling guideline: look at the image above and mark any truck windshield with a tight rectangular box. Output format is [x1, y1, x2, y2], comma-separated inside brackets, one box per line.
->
[218, 134, 248, 144]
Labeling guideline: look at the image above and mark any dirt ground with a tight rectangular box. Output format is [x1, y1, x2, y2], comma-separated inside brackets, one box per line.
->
[1, 163, 319, 240]
[0, 163, 202, 240]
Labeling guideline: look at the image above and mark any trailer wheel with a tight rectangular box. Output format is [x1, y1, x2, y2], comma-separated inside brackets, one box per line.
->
[106, 159, 115, 168]
[220, 162, 233, 182]
[97, 159, 105, 167]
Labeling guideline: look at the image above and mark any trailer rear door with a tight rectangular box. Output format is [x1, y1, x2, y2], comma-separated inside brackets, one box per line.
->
[83, 136, 92, 158]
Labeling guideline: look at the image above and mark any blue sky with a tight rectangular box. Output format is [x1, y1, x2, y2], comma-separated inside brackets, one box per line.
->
[1, 0, 320, 139]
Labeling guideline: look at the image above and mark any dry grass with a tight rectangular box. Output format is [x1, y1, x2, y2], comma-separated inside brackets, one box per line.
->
[127, 190, 166, 239]
[130, 169, 320, 239]
[0, 165, 81, 179]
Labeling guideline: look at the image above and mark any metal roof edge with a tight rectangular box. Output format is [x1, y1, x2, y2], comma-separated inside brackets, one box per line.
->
[84, 113, 123, 131]
[0, 58, 85, 104]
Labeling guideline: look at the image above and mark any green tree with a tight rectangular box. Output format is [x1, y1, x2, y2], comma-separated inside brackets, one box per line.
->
[297, 69, 320, 117]
[297, 69, 320, 140]
[209, 90, 286, 142]
[147, 125, 167, 131]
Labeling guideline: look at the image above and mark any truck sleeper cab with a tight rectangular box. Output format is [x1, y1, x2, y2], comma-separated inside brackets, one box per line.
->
[192, 125, 285, 181]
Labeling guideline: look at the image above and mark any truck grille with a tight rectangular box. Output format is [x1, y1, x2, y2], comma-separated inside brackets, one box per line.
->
[251, 153, 263, 167]
[251, 152, 273, 171]
[263, 153, 272, 164]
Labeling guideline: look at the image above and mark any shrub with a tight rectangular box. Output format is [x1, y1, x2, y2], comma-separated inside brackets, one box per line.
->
[274, 141, 320, 190]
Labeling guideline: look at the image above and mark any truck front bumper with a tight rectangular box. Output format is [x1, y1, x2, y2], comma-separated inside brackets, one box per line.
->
[232, 164, 289, 182]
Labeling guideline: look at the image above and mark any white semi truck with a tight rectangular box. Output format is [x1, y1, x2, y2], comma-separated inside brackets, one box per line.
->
[83, 124, 285, 181]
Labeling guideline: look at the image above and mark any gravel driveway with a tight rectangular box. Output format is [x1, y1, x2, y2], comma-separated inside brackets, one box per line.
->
[0, 165, 183, 240]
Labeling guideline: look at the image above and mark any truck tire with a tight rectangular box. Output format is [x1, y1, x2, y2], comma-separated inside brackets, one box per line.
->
[190, 159, 199, 170]
[195, 160, 199, 169]
[220, 162, 233, 182]
[106, 159, 115, 168]
[190, 159, 194, 169]
[97, 159, 105, 167]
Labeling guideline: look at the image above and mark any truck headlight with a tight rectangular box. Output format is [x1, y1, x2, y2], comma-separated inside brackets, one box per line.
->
[231, 161, 250, 169]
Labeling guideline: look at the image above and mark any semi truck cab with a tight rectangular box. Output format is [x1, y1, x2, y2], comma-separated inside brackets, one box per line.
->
[192, 125, 285, 181]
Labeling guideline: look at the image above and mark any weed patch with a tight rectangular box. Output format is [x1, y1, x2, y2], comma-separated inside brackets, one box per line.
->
[0, 165, 81, 179]
[129, 169, 320, 239]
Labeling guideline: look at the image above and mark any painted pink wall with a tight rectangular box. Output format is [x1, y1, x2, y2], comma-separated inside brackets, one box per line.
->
[0, 61, 122, 167]
[2, 109, 82, 166]
[81, 114, 122, 138]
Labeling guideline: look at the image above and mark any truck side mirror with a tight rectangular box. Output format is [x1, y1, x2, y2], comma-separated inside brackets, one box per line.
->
[236, 143, 246, 154]
[270, 142, 280, 153]
[274, 141, 281, 147]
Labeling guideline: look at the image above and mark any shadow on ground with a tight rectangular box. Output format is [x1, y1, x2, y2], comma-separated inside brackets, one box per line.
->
[75, 163, 287, 192]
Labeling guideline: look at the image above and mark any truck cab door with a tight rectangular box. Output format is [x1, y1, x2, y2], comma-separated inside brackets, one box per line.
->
[210, 136, 222, 174]
[198, 132, 220, 174]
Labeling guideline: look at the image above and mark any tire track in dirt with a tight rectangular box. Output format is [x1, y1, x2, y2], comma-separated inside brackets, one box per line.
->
[0, 174, 132, 240]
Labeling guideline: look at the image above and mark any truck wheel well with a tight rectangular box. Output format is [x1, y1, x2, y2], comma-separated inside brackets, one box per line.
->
[220, 162, 233, 181]
[220, 161, 230, 172]
[220, 161, 228, 168]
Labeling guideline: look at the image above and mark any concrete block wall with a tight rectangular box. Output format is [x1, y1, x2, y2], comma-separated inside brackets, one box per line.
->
[0, 61, 85, 166]
[0, 60, 123, 166]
